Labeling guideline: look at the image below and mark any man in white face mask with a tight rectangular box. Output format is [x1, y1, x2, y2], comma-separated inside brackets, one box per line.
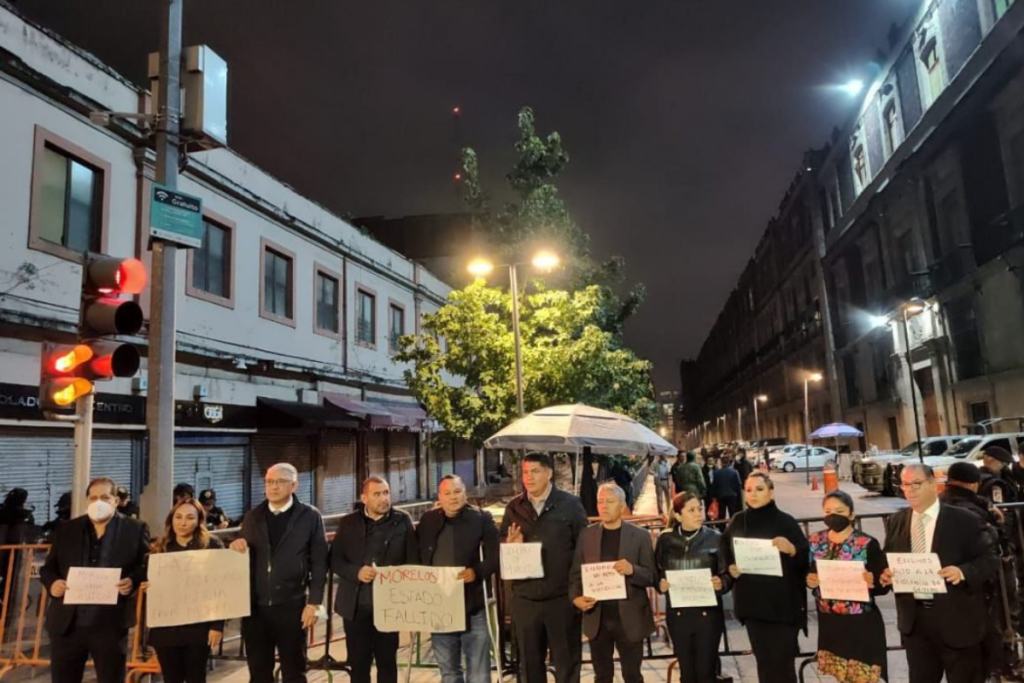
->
[40, 477, 149, 683]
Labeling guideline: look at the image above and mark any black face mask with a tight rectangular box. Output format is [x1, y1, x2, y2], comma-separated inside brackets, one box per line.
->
[823, 514, 852, 533]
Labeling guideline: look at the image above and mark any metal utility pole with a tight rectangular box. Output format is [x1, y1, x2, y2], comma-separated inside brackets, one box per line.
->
[903, 306, 925, 464]
[141, 0, 182, 525]
[71, 394, 94, 518]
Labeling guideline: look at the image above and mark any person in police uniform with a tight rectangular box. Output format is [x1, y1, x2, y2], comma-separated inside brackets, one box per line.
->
[115, 487, 139, 519]
[199, 489, 230, 530]
[980, 446, 1018, 506]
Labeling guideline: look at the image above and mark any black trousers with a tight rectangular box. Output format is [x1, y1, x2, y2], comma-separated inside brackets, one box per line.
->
[745, 619, 798, 683]
[50, 623, 128, 683]
[904, 611, 984, 683]
[715, 497, 740, 520]
[511, 594, 582, 683]
[154, 643, 210, 683]
[667, 608, 722, 683]
[589, 617, 644, 683]
[242, 600, 308, 683]
[343, 606, 399, 683]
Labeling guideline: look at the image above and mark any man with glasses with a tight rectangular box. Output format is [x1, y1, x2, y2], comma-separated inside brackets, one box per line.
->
[881, 463, 997, 683]
[230, 463, 329, 683]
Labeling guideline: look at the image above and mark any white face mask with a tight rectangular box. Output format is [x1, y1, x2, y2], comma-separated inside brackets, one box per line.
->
[87, 500, 115, 522]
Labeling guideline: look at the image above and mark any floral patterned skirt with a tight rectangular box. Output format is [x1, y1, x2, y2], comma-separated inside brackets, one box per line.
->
[817, 610, 887, 683]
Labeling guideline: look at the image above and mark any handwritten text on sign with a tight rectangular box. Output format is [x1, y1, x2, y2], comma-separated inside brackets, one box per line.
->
[373, 565, 465, 633]
[581, 562, 627, 601]
[733, 538, 783, 577]
[665, 569, 717, 608]
[147, 550, 251, 627]
[65, 567, 120, 605]
[500, 543, 544, 580]
[816, 560, 869, 602]
[887, 553, 947, 594]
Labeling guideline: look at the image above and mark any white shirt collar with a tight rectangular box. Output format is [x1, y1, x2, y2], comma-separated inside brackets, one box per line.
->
[527, 483, 553, 507]
[269, 496, 294, 515]
[914, 498, 941, 520]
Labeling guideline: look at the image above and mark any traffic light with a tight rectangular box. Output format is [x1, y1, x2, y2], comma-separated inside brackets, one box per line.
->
[38, 255, 147, 413]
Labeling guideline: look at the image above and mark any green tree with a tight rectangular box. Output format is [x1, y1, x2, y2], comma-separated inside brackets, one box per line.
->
[396, 280, 657, 448]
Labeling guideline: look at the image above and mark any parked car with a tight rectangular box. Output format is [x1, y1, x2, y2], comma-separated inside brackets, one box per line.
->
[772, 447, 837, 472]
[749, 437, 788, 450]
[889, 432, 1024, 496]
[855, 436, 968, 495]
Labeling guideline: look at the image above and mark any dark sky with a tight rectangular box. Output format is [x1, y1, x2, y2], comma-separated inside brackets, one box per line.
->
[17, 0, 920, 390]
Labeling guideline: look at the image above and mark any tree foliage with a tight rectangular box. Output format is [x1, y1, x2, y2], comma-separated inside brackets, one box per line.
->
[396, 281, 658, 448]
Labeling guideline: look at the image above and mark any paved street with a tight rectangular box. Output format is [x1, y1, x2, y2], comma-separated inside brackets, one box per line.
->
[199, 471, 912, 683]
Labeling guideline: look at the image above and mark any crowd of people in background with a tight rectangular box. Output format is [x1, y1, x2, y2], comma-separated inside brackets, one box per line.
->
[15, 439, 1024, 683]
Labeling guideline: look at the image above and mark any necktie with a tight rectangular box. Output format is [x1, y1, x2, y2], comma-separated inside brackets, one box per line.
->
[912, 513, 932, 599]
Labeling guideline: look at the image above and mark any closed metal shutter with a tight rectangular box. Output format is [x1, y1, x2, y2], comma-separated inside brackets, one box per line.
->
[320, 431, 357, 515]
[367, 432, 386, 479]
[388, 433, 417, 503]
[251, 435, 314, 505]
[91, 435, 135, 496]
[427, 441, 453, 497]
[454, 442, 476, 487]
[175, 444, 248, 521]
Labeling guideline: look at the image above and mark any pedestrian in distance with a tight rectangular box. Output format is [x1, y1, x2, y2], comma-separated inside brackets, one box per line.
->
[40, 477, 149, 683]
[734, 449, 753, 485]
[229, 464, 328, 683]
[173, 483, 195, 506]
[416, 474, 498, 683]
[806, 490, 889, 682]
[721, 471, 809, 683]
[654, 454, 672, 516]
[500, 452, 589, 683]
[709, 457, 742, 519]
[880, 463, 998, 683]
[655, 491, 731, 683]
[114, 487, 139, 520]
[673, 451, 707, 499]
[569, 483, 656, 683]
[146, 498, 224, 683]
[198, 489, 230, 530]
[330, 476, 418, 683]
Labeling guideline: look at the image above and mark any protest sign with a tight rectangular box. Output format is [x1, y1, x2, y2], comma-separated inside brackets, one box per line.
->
[887, 553, 947, 594]
[665, 568, 717, 608]
[733, 538, 783, 577]
[581, 562, 627, 601]
[147, 549, 251, 627]
[816, 559, 870, 602]
[64, 567, 121, 605]
[373, 565, 466, 633]
[500, 543, 544, 580]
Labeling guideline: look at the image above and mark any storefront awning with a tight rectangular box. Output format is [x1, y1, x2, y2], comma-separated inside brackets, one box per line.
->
[323, 395, 428, 431]
[256, 398, 360, 430]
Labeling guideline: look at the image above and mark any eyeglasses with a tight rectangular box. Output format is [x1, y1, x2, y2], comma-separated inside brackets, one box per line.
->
[899, 480, 929, 491]
[265, 478, 295, 487]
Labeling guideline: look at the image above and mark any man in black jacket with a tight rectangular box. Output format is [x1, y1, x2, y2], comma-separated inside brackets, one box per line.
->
[500, 452, 589, 683]
[229, 463, 328, 683]
[881, 463, 998, 683]
[417, 475, 499, 683]
[330, 476, 418, 683]
[40, 477, 149, 683]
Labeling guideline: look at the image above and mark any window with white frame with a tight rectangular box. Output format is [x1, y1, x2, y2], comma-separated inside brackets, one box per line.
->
[883, 102, 901, 157]
[191, 219, 232, 302]
[357, 289, 376, 346]
[852, 145, 868, 192]
[922, 40, 944, 105]
[315, 269, 340, 335]
[261, 242, 295, 324]
[389, 303, 405, 352]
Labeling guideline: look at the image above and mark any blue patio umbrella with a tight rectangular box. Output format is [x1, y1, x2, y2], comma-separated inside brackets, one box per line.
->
[810, 423, 864, 439]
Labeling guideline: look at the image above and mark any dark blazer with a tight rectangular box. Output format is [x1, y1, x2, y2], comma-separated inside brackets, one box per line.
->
[39, 514, 149, 637]
[330, 508, 418, 620]
[146, 535, 226, 647]
[239, 499, 329, 608]
[883, 503, 998, 648]
[569, 522, 656, 643]
[417, 506, 499, 616]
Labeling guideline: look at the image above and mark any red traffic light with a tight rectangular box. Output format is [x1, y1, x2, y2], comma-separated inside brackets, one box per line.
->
[85, 256, 147, 295]
[49, 345, 94, 374]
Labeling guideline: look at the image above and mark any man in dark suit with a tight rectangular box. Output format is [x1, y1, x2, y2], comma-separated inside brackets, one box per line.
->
[330, 476, 418, 683]
[881, 463, 998, 683]
[501, 452, 589, 683]
[229, 463, 329, 683]
[39, 477, 149, 683]
[569, 482, 656, 683]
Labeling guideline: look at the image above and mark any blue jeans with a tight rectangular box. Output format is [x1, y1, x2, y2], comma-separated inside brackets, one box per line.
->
[432, 610, 491, 683]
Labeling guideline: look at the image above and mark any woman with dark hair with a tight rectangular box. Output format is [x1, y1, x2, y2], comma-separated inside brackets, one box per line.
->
[655, 492, 731, 683]
[806, 490, 889, 682]
[147, 499, 224, 683]
[721, 471, 809, 683]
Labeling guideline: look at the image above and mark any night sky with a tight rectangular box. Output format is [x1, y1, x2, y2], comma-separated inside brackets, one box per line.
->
[17, 0, 920, 390]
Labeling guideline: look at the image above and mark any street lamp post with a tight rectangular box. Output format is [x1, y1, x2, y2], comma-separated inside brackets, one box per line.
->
[753, 394, 768, 442]
[468, 251, 560, 419]
[737, 407, 743, 443]
[804, 373, 823, 483]
[902, 302, 927, 463]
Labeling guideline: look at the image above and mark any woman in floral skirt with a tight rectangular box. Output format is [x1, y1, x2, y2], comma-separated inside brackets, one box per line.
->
[806, 490, 890, 682]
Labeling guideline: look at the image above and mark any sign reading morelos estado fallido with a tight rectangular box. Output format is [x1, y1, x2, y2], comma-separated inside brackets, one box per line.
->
[150, 183, 203, 248]
[0, 383, 145, 424]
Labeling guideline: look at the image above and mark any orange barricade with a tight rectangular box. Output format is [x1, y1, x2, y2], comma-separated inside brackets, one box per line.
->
[823, 465, 839, 493]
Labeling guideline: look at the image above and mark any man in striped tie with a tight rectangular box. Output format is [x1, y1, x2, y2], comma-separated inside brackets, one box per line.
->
[881, 463, 998, 683]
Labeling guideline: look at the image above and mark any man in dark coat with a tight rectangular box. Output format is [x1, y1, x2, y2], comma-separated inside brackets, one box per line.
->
[417, 475, 499, 683]
[40, 478, 149, 683]
[501, 452, 589, 683]
[709, 458, 743, 519]
[330, 476, 418, 683]
[230, 463, 329, 683]
[881, 463, 998, 683]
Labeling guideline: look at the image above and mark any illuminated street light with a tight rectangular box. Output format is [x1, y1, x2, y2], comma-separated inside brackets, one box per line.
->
[753, 394, 768, 441]
[467, 258, 495, 278]
[842, 79, 865, 96]
[531, 250, 560, 271]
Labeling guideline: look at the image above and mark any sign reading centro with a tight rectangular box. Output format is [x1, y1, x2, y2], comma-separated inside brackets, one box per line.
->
[372, 565, 465, 633]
